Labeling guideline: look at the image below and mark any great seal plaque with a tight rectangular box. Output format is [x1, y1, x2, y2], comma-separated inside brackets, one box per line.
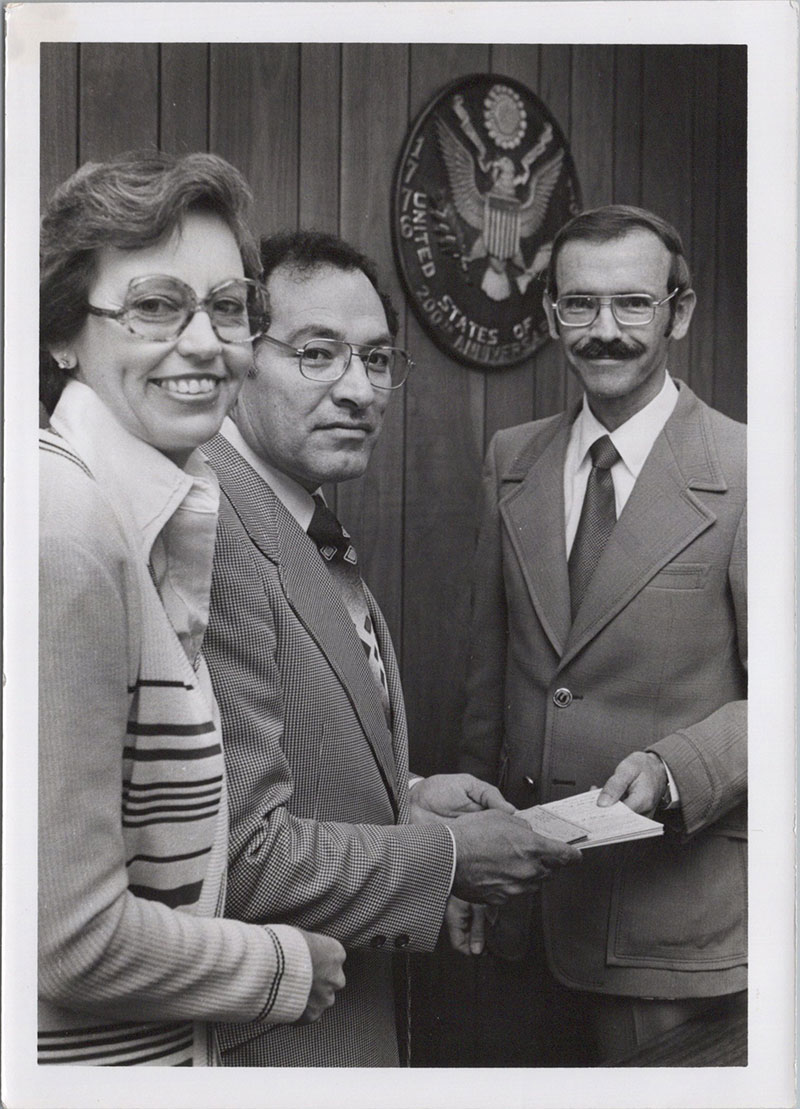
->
[392, 74, 581, 370]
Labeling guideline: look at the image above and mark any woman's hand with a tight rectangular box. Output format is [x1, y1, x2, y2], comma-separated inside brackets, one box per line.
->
[296, 931, 347, 1023]
[445, 897, 487, 955]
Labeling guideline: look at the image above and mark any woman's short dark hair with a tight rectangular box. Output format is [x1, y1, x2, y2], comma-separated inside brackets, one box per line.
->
[546, 204, 692, 300]
[40, 150, 259, 411]
[258, 229, 399, 339]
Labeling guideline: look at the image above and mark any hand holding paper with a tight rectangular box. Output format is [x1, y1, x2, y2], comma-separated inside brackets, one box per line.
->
[517, 788, 663, 849]
[597, 750, 667, 815]
[450, 809, 582, 904]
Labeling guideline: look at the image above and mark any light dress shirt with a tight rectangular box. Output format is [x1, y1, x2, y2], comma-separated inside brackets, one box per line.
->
[220, 416, 457, 880]
[220, 416, 386, 677]
[52, 380, 220, 682]
[221, 416, 316, 531]
[563, 372, 681, 807]
[564, 372, 679, 556]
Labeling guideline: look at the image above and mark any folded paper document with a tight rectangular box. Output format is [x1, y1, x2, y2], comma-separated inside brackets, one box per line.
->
[517, 788, 664, 849]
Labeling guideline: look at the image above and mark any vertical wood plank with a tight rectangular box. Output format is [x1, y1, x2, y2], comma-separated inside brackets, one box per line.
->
[535, 45, 573, 417]
[613, 46, 643, 205]
[713, 46, 747, 422]
[568, 46, 614, 413]
[337, 45, 410, 653]
[78, 44, 159, 161]
[687, 47, 719, 406]
[641, 46, 695, 384]
[40, 43, 78, 206]
[641, 47, 695, 241]
[399, 42, 489, 780]
[399, 45, 490, 1071]
[483, 45, 541, 445]
[209, 44, 300, 235]
[571, 46, 615, 210]
[339, 44, 408, 300]
[160, 44, 209, 154]
[492, 43, 539, 90]
[568, 43, 612, 414]
[299, 44, 341, 231]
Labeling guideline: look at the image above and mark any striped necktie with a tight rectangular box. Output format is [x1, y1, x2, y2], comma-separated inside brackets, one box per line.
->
[307, 495, 391, 721]
[568, 434, 620, 619]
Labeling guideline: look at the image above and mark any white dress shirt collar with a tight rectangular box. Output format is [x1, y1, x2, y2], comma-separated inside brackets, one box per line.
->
[564, 374, 680, 556]
[51, 379, 218, 558]
[574, 372, 679, 481]
[220, 415, 318, 530]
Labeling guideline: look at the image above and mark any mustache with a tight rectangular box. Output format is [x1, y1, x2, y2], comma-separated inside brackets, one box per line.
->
[574, 338, 645, 360]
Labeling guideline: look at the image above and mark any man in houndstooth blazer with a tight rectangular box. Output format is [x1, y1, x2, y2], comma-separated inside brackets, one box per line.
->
[202, 231, 579, 1067]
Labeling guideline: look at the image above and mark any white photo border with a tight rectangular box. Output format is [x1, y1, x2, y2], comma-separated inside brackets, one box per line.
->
[4, 4, 797, 1107]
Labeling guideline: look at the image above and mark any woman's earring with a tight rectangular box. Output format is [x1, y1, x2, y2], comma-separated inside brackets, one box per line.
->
[55, 353, 76, 370]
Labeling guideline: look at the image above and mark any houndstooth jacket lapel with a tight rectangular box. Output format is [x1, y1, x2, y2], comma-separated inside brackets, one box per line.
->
[204, 433, 400, 814]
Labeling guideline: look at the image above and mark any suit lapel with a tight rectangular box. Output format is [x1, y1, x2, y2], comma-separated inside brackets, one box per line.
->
[204, 434, 400, 813]
[364, 585, 407, 803]
[562, 384, 724, 665]
[278, 528, 400, 811]
[500, 411, 574, 657]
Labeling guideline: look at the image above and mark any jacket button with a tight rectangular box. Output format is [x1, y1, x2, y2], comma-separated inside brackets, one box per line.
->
[553, 687, 572, 707]
[394, 934, 411, 948]
[370, 934, 387, 948]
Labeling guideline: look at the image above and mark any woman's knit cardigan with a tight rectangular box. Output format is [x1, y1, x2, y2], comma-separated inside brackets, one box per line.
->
[38, 386, 311, 1065]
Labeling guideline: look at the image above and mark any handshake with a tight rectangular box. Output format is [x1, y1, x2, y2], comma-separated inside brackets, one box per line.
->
[409, 773, 583, 956]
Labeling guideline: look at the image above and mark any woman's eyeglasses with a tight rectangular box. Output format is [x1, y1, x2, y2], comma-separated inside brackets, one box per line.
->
[87, 275, 269, 344]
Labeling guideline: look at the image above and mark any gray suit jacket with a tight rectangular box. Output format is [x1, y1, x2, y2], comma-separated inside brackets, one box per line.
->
[461, 381, 747, 998]
[203, 434, 454, 1066]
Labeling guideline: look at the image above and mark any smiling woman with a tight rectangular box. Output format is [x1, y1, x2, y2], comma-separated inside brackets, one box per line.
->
[62, 209, 258, 465]
[37, 152, 346, 1065]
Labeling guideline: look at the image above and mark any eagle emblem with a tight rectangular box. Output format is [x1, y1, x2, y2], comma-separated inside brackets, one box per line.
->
[392, 75, 581, 370]
[436, 89, 564, 301]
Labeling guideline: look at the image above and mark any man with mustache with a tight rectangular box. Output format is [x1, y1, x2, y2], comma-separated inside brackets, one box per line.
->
[201, 230, 579, 1067]
[460, 206, 747, 1065]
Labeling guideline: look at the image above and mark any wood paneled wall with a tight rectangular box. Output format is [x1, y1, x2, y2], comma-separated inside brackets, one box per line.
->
[40, 41, 746, 779]
[40, 42, 746, 1063]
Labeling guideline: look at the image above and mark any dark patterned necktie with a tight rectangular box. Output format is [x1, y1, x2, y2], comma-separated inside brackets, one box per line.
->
[307, 494, 390, 719]
[568, 435, 621, 619]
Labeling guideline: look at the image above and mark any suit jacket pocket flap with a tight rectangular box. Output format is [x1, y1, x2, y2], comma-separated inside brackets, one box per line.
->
[606, 833, 747, 971]
[647, 563, 708, 590]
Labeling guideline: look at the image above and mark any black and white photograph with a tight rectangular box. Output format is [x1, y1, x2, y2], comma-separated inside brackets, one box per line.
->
[3, 3, 796, 1108]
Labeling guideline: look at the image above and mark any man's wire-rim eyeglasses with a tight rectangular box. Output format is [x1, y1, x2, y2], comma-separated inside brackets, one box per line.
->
[551, 289, 680, 328]
[87, 275, 269, 344]
[258, 333, 413, 390]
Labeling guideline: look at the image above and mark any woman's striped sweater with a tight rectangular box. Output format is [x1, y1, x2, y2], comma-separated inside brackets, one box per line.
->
[38, 384, 311, 1065]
